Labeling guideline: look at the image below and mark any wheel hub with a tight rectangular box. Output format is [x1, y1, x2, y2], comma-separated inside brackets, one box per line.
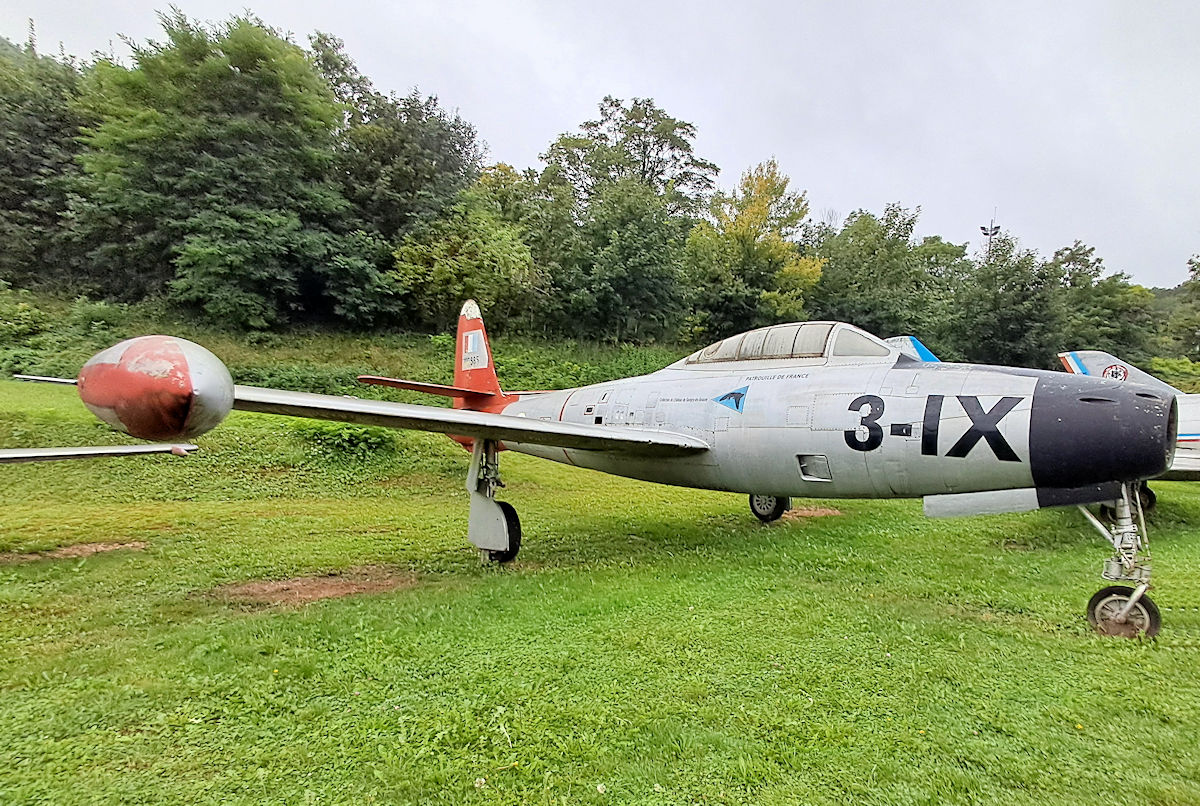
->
[751, 495, 776, 516]
[1092, 595, 1152, 637]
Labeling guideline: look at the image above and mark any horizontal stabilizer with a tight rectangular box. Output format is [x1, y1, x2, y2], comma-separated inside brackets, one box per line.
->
[357, 376, 495, 398]
[924, 483, 1120, 517]
[0, 443, 197, 464]
[233, 386, 709, 457]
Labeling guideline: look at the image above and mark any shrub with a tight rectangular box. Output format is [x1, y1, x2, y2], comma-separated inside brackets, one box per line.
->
[0, 282, 51, 343]
[1149, 357, 1200, 393]
[231, 364, 363, 395]
[290, 421, 397, 463]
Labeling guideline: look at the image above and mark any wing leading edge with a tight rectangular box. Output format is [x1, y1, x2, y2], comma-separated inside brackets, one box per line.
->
[232, 386, 709, 457]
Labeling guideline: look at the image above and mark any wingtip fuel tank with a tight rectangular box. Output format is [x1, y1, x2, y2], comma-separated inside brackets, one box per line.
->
[77, 335, 234, 441]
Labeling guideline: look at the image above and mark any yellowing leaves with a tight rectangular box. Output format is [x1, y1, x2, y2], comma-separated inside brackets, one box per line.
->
[713, 159, 809, 243]
[685, 159, 820, 334]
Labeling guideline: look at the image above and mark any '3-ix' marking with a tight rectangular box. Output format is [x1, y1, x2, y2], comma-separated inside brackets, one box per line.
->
[844, 394, 1022, 461]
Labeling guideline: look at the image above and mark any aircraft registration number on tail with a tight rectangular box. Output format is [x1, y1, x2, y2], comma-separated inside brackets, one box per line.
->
[461, 330, 487, 370]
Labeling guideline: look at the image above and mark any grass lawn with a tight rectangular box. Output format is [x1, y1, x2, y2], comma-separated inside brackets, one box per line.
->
[2, 379, 1200, 805]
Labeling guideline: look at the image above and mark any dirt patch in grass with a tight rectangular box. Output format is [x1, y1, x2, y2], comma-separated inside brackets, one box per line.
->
[0, 541, 148, 564]
[781, 507, 842, 521]
[213, 566, 417, 607]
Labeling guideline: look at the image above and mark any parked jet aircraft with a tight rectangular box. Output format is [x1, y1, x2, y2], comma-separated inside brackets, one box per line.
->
[12, 302, 1178, 636]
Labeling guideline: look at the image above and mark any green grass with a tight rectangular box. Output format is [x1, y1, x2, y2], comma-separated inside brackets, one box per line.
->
[3, 380, 1200, 805]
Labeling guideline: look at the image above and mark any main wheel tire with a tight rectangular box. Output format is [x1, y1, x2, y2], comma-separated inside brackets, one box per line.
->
[487, 501, 522, 563]
[749, 494, 791, 523]
[1087, 585, 1161, 638]
[1139, 482, 1157, 512]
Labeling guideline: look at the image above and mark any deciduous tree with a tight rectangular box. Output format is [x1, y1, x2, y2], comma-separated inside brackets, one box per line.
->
[564, 179, 688, 342]
[68, 12, 391, 328]
[807, 204, 966, 355]
[0, 38, 86, 287]
[310, 33, 482, 243]
[541, 96, 717, 214]
[1049, 240, 1156, 362]
[686, 160, 820, 338]
[951, 234, 1065, 367]
[391, 190, 543, 333]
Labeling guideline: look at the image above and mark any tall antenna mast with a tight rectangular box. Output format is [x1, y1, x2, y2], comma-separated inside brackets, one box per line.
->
[979, 208, 1000, 260]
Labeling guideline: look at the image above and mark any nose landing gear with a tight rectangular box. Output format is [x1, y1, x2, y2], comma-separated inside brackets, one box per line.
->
[1080, 482, 1160, 638]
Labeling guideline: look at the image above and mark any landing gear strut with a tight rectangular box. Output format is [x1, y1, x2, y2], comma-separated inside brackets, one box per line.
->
[1079, 482, 1160, 638]
[1099, 481, 1156, 522]
[750, 495, 791, 523]
[466, 439, 521, 563]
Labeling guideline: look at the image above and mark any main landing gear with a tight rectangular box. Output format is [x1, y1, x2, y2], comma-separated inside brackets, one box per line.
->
[749, 495, 791, 523]
[1079, 482, 1160, 638]
[466, 439, 521, 563]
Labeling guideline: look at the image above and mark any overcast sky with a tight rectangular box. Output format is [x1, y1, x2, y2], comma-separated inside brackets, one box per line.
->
[3, 0, 1197, 287]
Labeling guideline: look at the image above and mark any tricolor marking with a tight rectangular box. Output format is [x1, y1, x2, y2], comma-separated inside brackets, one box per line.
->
[1062, 351, 1089, 375]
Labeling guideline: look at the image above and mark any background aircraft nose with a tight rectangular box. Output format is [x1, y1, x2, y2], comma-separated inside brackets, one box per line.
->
[1028, 376, 1176, 487]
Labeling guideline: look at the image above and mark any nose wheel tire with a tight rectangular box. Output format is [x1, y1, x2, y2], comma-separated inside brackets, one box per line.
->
[749, 495, 791, 523]
[1087, 585, 1161, 638]
[487, 501, 522, 563]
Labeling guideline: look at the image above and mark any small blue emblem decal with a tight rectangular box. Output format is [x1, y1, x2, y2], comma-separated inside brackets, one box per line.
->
[715, 385, 749, 413]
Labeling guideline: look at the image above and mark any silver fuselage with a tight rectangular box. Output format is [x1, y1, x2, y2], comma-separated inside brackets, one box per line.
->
[502, 349, 1174, 499]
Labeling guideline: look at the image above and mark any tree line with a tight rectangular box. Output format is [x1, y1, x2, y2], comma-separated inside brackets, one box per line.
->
[2, 11, 1198, 366]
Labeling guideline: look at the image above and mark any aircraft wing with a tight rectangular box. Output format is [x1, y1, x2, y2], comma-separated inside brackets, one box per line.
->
[232, 386, 709, 457]
[0, 443, 197, 464]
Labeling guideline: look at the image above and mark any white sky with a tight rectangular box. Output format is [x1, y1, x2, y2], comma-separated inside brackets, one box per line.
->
[3, 0, 1198, 287]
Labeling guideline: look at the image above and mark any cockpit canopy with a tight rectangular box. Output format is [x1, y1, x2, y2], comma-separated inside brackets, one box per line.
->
[684, 321, 893, 365]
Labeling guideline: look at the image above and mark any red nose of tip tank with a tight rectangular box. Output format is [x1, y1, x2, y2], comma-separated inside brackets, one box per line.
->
[77, 336, 234, 441]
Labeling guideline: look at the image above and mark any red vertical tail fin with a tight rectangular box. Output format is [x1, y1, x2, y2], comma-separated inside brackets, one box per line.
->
[454, 300, 504, 409]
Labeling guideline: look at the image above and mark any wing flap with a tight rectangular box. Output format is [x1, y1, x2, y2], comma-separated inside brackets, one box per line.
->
[233, 386, 709, 457]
